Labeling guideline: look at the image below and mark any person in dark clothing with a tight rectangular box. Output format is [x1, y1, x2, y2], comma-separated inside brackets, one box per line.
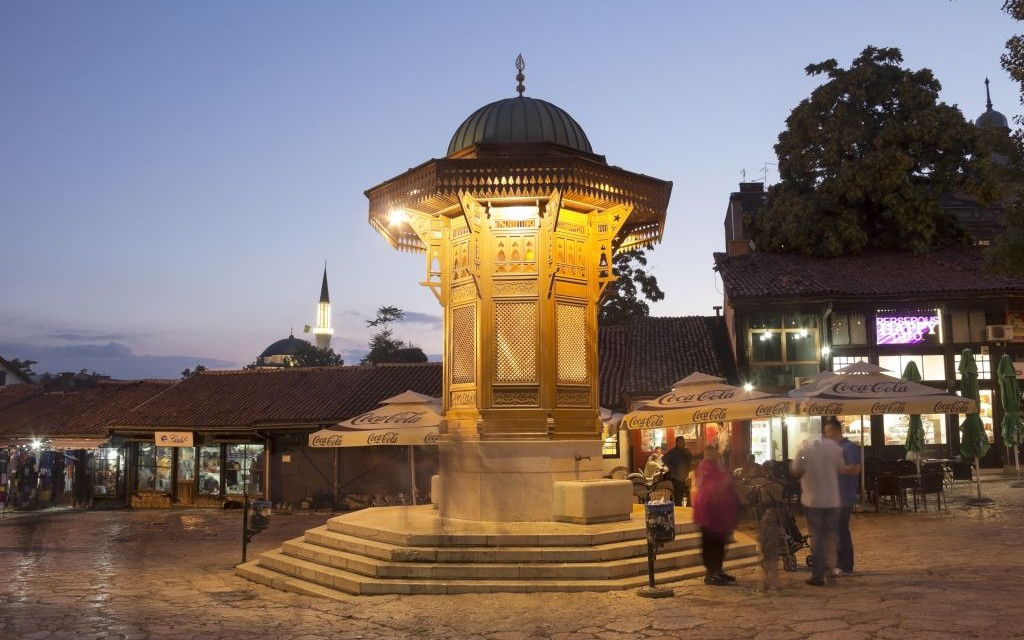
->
[662, 436, 693, 506]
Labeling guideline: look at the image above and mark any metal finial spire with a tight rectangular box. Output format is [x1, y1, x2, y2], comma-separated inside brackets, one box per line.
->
[515, 54, 525, 96]
[984, 77, 993, 110]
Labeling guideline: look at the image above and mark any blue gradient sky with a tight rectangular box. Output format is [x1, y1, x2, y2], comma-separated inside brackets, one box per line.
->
[1, 1, 1019, 379]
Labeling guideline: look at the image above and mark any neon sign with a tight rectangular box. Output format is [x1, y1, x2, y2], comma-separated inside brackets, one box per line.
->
[875, 315, 940, 345]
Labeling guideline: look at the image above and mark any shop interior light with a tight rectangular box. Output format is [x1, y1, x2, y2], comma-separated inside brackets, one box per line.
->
[743, 383, 754, 392]
[821, 345, 831, 356]
[31, 439, 42, 450]
[799, 328, 808, 338]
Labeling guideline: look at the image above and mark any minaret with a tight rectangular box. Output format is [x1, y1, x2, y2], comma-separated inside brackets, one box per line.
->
[312, 265, 333, 350]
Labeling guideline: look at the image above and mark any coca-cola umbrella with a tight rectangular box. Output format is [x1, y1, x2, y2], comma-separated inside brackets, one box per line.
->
[308, 390, 442, 505]
[790, 361, 977, 500]
[623, 372, 795, 430]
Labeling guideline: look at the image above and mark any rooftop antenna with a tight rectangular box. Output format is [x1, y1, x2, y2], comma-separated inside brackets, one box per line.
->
[740, 168, 746, 181]
[761, 162, 778, 186]
[985, 77, 993, 110]
[515, 54, 526, 96]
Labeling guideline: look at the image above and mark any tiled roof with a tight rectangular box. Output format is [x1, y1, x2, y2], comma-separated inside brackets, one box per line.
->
[714, 246, 1024, 300]
[113, 363, 443, 430]
[599, 317, 737, 407]
[598, 325, 629, 408]
[0, 380, 174, 438]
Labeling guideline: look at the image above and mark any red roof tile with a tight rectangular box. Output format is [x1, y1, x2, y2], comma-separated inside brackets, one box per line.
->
[112, 364, 443, 430]
[714, 247, 1024, 300]
[0, 380, 174, 438]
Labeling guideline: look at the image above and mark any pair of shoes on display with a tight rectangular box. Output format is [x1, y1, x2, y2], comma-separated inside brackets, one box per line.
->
[718, 571, 737, 582]
[704, 574, 729, 586]
[805, 577, 827, 587]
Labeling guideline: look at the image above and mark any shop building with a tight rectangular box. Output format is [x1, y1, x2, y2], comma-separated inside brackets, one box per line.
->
[714, 243, 1024, 467]
[108, 363, 442, 509]
[598, 315, 741, 472]
[0, 379, 174, 509]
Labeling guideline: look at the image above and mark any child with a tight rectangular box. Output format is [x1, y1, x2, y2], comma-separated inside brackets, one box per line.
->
[758, 507, 783, 591]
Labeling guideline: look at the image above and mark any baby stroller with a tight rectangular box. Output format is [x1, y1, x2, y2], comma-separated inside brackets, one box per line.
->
[748, 481, 814, 572]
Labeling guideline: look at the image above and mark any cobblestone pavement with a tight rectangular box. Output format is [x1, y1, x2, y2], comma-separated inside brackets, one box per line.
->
[3, 476, 1024, 640]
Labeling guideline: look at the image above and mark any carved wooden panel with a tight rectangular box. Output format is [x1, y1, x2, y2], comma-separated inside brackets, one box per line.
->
[450, 283, 476, 305]
[557, 303, 588, 384]
[493, 280, 538, 297]
[451, 305, 476, 385]
[450, 390, 477, 407]
[493, 388, 540, 406]
[494, 301, 537, 383]
[557, 388, 591, 407]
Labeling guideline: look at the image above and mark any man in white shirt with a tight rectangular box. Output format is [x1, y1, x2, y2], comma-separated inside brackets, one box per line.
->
[790, 431, 857, 586]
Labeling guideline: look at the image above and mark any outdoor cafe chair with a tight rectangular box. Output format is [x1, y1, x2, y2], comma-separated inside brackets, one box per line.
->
[874, 474, 904, 512]
[913, 471, 947, 512]
[950, 461, 974, 496]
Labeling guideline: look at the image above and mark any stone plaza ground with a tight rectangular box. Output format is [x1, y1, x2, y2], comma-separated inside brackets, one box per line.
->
[2, 475, 1024, 640]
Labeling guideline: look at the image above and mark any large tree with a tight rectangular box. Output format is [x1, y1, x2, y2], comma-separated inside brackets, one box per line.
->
[599, 248, 665, 326]
[290, 342, 344, 367]
[985, 1, 1024, 275]
[748, 46, 984, 257]
[362, 305, 411, 364]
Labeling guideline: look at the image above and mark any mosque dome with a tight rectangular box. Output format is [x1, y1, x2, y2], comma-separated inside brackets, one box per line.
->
[259, 333, 308, 359]
[446, 54, 592, 156]
[975, 78, 1010, 130]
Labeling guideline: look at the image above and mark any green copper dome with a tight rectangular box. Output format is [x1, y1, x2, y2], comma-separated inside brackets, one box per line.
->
[447, 96, 593, 156]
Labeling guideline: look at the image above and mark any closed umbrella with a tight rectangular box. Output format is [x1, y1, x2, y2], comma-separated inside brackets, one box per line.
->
[902, 361, 926, 475]
[997, 354, 1024, 488]
[958, 349, 992, 505]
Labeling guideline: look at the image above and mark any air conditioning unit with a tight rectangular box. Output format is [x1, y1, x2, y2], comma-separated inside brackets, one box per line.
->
[985, 325, 1014, 342]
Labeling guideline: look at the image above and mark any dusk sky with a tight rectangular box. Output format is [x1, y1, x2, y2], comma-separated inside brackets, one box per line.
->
[2, 1, 1019, 380]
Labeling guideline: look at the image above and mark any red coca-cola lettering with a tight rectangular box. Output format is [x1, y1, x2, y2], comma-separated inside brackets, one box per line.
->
[311, 434, 344, 446]
[629, 414, 665, 429]
[833, 381, 909, 394]
[807, 402, 843, 415]
[933, 400, 971, 413]
[657, 389, 737, 405]
[755, 402, 790, 417]
[351, 411, 428, 426]
[870, 401, 907, 414]
[692, 407, 727, 422]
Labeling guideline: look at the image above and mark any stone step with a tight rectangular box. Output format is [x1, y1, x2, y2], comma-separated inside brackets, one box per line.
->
[300, 524, 702, 563]
[277, 536, 747, 581]
[248, 546, 760, 595]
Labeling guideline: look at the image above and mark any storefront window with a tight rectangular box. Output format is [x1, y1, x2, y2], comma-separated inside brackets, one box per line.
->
[785, 415, 821, 459]
[877, 354, 946, 381]
[199, 446, 221, 495]
[836, 415, 869, 446]
[177, 447, 195, 481]
[92, 447, 122, 498]
[751, 418, 783, 462]
[225, 444, 264, 496]
[954, 352, 992, 380]
[882, 413, 947, 446]
[137, 444, 172, 492]
[830, 314, 868, 346]
[749, 314, 820, 389]
[958, 390, 995, 443]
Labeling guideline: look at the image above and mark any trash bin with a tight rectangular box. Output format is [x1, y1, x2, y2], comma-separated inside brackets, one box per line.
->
[644, 500, 675, 543]
[250, 500, 272, 532]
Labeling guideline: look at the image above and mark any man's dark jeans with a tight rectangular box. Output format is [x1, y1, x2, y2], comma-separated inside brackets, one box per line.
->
[837, 504, 854, 573]
[805, 506, 838, 580]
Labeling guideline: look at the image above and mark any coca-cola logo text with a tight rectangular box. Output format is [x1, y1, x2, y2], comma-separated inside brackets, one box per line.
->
[833, 381, 909, 394]
[628, 414, 665, 429]
[871, 401, 907, 414]
[351, 411, 429, 426]
[311, 433, 344, 446]
[656, 388, 737, 406]
[755, 402, 790, 417]
[933, 400, 971, 413]
[692, 407, 727, 422]
[367, 432, 400, 444]
[806, 402, 843, 415]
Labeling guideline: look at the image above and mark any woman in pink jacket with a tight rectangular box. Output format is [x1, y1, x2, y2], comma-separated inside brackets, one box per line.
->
[692, 444, 739, 585]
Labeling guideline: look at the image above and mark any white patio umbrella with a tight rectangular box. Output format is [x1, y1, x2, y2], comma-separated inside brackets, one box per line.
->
[623, 372, 794, 430]
[790, 361, 978, 499]
[308, 390, 441, 505]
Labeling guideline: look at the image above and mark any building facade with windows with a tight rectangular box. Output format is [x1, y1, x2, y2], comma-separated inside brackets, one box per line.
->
[714, 245, 1024, 466]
